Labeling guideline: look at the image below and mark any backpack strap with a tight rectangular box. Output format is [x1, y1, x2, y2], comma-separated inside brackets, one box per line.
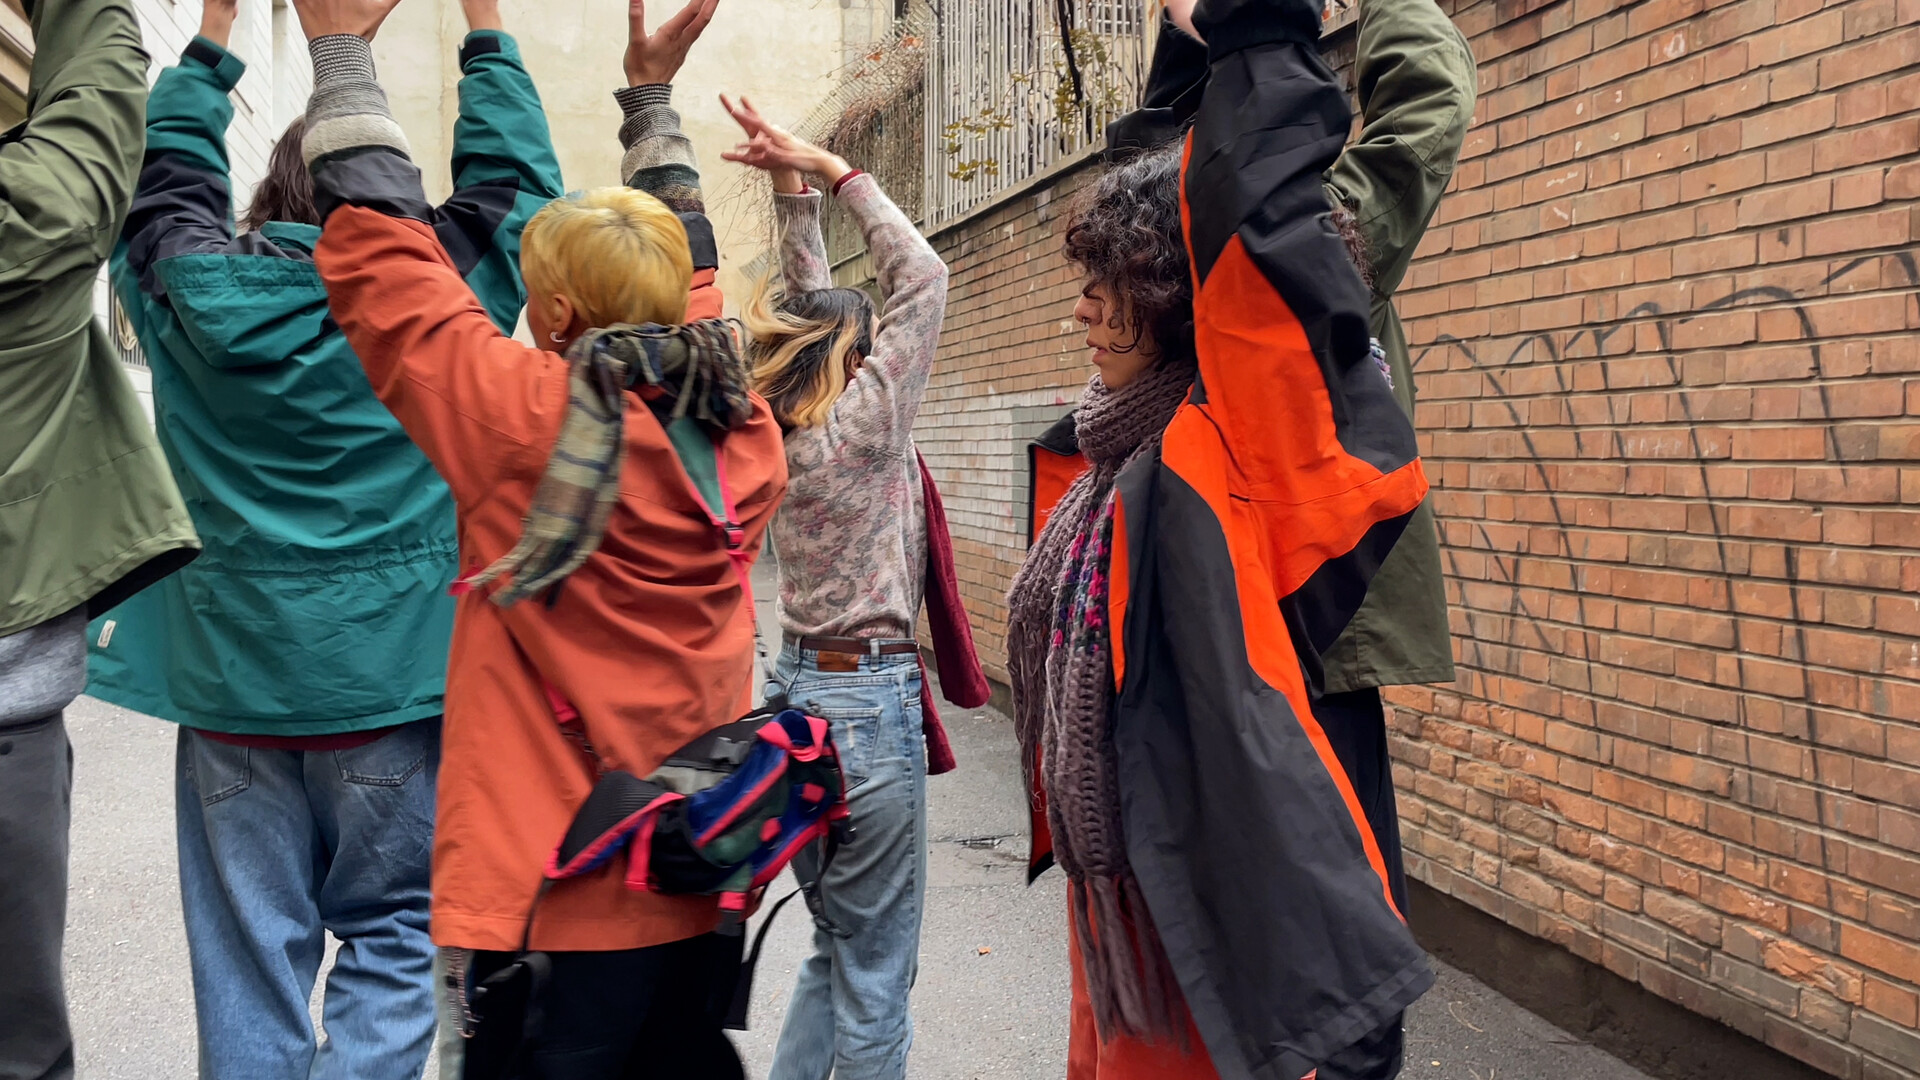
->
[724, 887, 804, 1031]
[668, 418, 751, 600]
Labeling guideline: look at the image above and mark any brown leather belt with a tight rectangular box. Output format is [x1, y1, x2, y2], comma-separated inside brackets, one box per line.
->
[793, 635, 919, 656]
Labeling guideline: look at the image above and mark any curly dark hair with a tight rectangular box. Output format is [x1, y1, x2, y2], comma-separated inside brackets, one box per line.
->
[1063, 143, 1373, 362]
[1063, 145, 1194, 365]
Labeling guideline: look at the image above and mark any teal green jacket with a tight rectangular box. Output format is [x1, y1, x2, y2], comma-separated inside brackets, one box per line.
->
[87, 32, 563, 735]
[0, 0, 199, 638]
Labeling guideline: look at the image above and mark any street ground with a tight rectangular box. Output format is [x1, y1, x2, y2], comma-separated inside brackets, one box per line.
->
[60, 566, 1661, 1079]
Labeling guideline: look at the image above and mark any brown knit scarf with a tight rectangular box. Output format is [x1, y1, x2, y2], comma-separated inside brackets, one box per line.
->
[1006, 357, 1195, 1044]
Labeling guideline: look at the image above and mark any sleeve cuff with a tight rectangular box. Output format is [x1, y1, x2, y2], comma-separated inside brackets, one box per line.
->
[830, 169, 866, 197]
[184, 36, 248, 91]
[615, 84, 673, 116]
[309, 34, 377, 88]
[458, 30, 511, 69]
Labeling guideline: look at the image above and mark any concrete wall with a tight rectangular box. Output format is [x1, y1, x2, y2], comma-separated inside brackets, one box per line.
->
[893, 0, 1920, 1076]
[375, 0, 872, 311]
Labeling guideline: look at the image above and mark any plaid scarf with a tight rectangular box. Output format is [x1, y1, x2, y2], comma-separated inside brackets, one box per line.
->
[458, 321, 755, 606]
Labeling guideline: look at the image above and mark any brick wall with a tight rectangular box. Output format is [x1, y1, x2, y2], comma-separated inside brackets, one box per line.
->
[1389, 0, 1920, 1075]
[907, 0, 1920, 1074]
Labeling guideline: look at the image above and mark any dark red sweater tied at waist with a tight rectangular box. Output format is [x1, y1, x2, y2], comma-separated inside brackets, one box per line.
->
[916, 451, 989, 775]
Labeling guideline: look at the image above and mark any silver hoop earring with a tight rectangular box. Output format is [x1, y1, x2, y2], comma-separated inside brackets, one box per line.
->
[549, 331, 567, 344]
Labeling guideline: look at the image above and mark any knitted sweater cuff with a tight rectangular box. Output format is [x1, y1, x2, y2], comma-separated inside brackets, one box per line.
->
[303, 35, 410, 166]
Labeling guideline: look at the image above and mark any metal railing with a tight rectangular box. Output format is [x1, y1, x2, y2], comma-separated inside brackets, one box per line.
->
[923, 0, 1153, 227]
[788, 0, 1153, 244]
[781, 0, 1361, 255]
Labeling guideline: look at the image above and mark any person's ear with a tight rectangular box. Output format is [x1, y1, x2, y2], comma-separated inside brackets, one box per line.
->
[549, 294, 579, 338]
[545, 292, 572, 334]
[535, 293, 580, 351]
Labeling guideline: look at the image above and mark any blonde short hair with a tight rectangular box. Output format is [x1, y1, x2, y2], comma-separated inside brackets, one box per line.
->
[520, 188, 691, 330]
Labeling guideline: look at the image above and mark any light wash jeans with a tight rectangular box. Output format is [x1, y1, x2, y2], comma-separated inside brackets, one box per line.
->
[766, 642, 927, 1080]
[175, 719, 440, 1080]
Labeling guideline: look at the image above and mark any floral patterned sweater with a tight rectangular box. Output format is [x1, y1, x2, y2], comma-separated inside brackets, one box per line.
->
[770, 175, 950, 640]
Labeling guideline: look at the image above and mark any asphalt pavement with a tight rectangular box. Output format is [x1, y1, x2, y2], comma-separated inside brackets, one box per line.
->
[57, 563, 1661, 1079]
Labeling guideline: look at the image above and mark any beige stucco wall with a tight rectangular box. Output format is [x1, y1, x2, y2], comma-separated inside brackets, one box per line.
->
[376, 0, 871, 311]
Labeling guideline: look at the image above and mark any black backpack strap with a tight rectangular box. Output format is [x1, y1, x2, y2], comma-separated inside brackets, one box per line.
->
[724, 887, 805, 1031]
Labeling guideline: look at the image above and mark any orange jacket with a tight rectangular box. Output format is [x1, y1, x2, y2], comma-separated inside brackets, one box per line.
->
[315, 206, 786, 952]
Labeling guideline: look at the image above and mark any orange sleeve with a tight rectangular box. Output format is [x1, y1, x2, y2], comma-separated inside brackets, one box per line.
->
[314, 205, 567, 508]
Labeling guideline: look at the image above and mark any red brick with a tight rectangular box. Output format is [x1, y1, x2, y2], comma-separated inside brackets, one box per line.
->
[1840, 924, 1920, 984]
[1734, 177, 1831, 227]
[1817, 25, 1920, 90]
[1864, 978, 1920, 1027]
[1814, 118, 1920, 173]
[1831, 169, 1885, 212]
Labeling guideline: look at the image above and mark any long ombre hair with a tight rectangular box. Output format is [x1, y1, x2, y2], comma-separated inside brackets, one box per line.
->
[742, 274, 873, 430]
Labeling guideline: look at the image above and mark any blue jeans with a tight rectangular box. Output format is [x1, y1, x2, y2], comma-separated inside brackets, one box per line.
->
[766, 643, 927, 1080]
[175, 720, 440, 1080]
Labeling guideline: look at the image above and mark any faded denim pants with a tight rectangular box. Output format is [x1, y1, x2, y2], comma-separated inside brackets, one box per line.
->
[766, 643, 927, 1080]
[175, 719, 440, 1080]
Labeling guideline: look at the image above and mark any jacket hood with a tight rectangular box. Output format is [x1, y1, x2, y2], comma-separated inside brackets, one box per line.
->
[148, 225, 333, 370]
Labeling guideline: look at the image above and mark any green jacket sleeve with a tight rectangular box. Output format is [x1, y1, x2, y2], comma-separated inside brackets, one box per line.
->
[438, 30, 565, 330]
[1323, 0, 1476, 299]
[0, 0, 146, 291]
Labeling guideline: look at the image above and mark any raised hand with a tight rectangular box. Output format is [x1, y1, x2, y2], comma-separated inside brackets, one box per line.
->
[1164, 0, 1202, 40]
[461, 0, 503, 32]
[288, 0, 404, 41]
[199, 0, 240, 47]
[719, 94, 850, 194]
[624, 0, 719, 87]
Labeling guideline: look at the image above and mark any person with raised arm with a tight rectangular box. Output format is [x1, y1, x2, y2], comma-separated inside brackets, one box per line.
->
[288, 0, 787, 1074]
[0, 1, 199, 1076]
[80, 0, 562, 1076]
[720, 93, 985, 1080]
[1008, 0, 1473, 1077]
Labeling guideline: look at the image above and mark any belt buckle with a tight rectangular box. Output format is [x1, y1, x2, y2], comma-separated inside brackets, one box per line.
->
[817, 650, 861, 673]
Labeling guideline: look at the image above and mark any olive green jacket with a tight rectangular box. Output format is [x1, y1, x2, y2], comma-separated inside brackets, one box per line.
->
[1320, 0, 1475, 691]
[0, 0, 199, 638]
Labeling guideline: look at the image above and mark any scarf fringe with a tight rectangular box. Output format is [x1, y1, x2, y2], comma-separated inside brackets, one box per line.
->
[1072, 874, 1188, 1049]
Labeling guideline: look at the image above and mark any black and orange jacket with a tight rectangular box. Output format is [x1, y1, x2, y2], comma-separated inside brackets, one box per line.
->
[1048, 0, 1475, 695]
[1028, 1, 1439, 1074]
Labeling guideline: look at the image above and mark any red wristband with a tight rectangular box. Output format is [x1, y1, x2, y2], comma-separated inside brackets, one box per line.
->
[830, 169, 865, 197]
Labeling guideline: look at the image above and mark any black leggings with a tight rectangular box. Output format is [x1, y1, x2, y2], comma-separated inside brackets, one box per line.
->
[1311, 685, 1408, 1080]
[469, 932, 745, 1080]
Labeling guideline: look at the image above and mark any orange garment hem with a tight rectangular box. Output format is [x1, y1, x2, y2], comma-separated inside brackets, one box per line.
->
[1065, 902, 1315, 1080]
[431, 899, 720, 953]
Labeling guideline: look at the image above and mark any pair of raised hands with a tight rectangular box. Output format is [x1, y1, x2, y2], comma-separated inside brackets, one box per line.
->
[251, 0, 713, 85]
[195, 0, 501, 48]
[239, 0, 848, 192]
